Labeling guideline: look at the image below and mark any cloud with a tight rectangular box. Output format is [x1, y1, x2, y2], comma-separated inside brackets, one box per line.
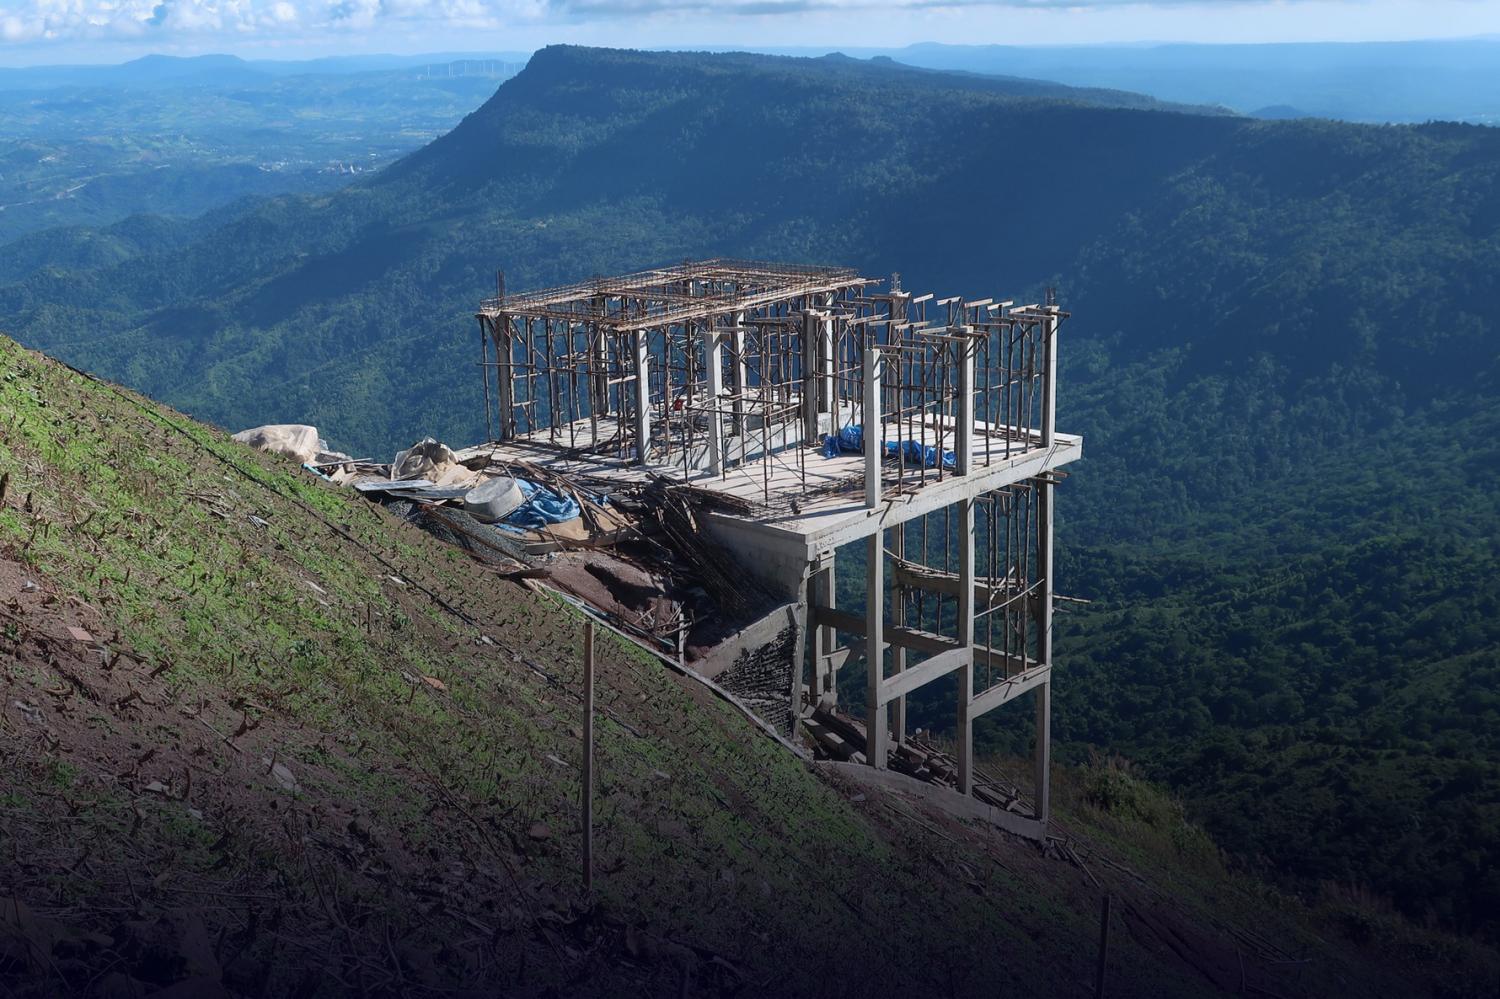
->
[0, 0, 1384, 47]
[0, 0, 547, 43]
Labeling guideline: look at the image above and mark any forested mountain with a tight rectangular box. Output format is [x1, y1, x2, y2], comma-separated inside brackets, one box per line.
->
[3, 44, 1499, 937]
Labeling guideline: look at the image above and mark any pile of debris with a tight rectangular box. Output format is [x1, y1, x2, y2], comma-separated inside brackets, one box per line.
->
[233, 424, 771, 670]
[804, 703, 1030, 813]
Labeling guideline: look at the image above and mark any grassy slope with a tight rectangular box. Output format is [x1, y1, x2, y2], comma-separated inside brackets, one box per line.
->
[0, 334, 1491, 997]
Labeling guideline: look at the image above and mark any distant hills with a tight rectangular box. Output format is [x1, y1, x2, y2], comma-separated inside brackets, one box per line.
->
[824, 39, 1500, 124]
[0, 53, 524, 243]
[3, 44, 1500, 936]
[0, 50, 530, 90]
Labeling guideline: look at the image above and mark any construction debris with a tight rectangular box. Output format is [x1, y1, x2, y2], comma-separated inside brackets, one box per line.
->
[231, 424, 322, 464]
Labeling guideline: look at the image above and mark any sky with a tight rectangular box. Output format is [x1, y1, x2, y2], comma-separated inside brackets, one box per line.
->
[1, 0, 1499, 64]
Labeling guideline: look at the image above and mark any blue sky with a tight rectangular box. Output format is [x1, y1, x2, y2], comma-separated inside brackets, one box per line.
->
[1, 0, 1498, 63]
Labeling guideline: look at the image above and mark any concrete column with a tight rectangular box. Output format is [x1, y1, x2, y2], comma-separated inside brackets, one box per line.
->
[731, 310, 748, 438]
[809, 553, 837, 707]
[890, 521, 907, 745]
[956, 327, 975, 474]
[1042, 308, 1058, 447]
[802, 311, 821, 443]
[633, 330, 651, 464]
[705, 323, 725, 475]
[1034, 475, 1054, 823]
[819, 311, 835, 423]
[589, 320, 608, 417]
[865, 529, 887, 770]
[495, 314, 515, 441]
[956, 496, 976, 795]
[863, 347, 881, 509]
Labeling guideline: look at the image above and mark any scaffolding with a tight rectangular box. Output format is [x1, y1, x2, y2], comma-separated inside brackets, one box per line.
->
[472, 259, 1079, 837]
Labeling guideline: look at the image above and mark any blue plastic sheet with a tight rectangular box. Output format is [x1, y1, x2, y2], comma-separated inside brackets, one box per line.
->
[821, 425, 955, 470]
[500, 478, 582, 531]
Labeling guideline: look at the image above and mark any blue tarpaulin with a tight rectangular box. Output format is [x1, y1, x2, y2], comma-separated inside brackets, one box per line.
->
[821, 425, 956, 470]
[500, 478, 582, 531]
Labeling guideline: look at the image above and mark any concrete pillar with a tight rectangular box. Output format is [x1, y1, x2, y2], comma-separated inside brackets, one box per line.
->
[1034, 475, 1054, 823]
[1035, 306, 1058, 820]
[731, 310, 748, 438]
[956, 496, 976, 795]
[809, 552, 837, 706]
[633, 330, 651, 464]
[891, 521, 907, 745]
[494, 314, 515, 441]
[802, 310, 821, 443]
[705, 323, 725, 475]
[819, 310, 835, 423]
[865, 529, 887, 769]
[956, 327, 974, 475]
[863, 347, 881, 509]
[589, 320, 608, 417]
[1042, 308, 1058, 447]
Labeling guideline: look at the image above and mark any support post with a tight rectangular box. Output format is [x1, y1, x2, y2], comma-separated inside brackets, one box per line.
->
[705, 323, 725, 475]
[632, 330, 651, 464]
[731, 310, 748, 437]
[479, 317, 494, 443]
[582, 619, 595, 892]
[865, 528, 887, 769]
[1034, 305, 1059, 823]
[589, 318, 608, 418]
[956, 495, 976, 795]
[819, 310, 835, 423]
[1042, 308, 1058, 447]
[1035, 475, 1054, 823]
[956, 327, 975, 474]
[494, 314, 515, 441]
[863, 347, 881, 509]
[890, 521, 907, 745]
[809, 553, 838, 706]
[1094, 895, 1111, 999]
[802, 310, 821, 443]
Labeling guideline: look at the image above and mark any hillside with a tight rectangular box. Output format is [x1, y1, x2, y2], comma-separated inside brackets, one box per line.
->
[10, 336, 1494, 996]
[3, 44, 1500, 937]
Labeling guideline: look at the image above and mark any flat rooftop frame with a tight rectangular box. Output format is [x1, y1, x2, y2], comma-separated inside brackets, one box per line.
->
[478, 258, 869, 332]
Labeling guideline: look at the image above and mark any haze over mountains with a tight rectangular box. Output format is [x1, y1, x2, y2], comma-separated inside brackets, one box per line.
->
[854, 39, 1500, 124]
[3, 39, 1500, 948]
[0, 52, 524, 242]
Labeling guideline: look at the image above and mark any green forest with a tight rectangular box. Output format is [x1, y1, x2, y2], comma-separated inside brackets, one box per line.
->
[3, 45, 1499, 940]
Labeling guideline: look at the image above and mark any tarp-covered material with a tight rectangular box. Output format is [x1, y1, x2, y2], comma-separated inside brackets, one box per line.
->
[501, 479, 582, 531]
[392, 437, 459, 482]
[233, 424, 321, 464]
[821, 425, 956, 470]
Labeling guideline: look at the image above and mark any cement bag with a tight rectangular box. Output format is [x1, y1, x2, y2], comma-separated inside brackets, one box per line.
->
[392, 438, 458, 481]
[232, 424, 320, 464]
[463, 476, 525, 524]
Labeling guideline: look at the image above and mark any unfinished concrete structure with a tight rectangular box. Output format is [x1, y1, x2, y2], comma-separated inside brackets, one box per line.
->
[472, 259, 1080, 836]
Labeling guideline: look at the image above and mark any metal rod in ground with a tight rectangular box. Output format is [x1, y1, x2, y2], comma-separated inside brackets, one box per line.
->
[1095, 893, 1111, 999]
[582, 619, 595, 892]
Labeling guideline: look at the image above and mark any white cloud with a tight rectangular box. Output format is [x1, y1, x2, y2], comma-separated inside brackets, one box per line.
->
[0, 0, 549, 43]
[0, 0, 1494, 51]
